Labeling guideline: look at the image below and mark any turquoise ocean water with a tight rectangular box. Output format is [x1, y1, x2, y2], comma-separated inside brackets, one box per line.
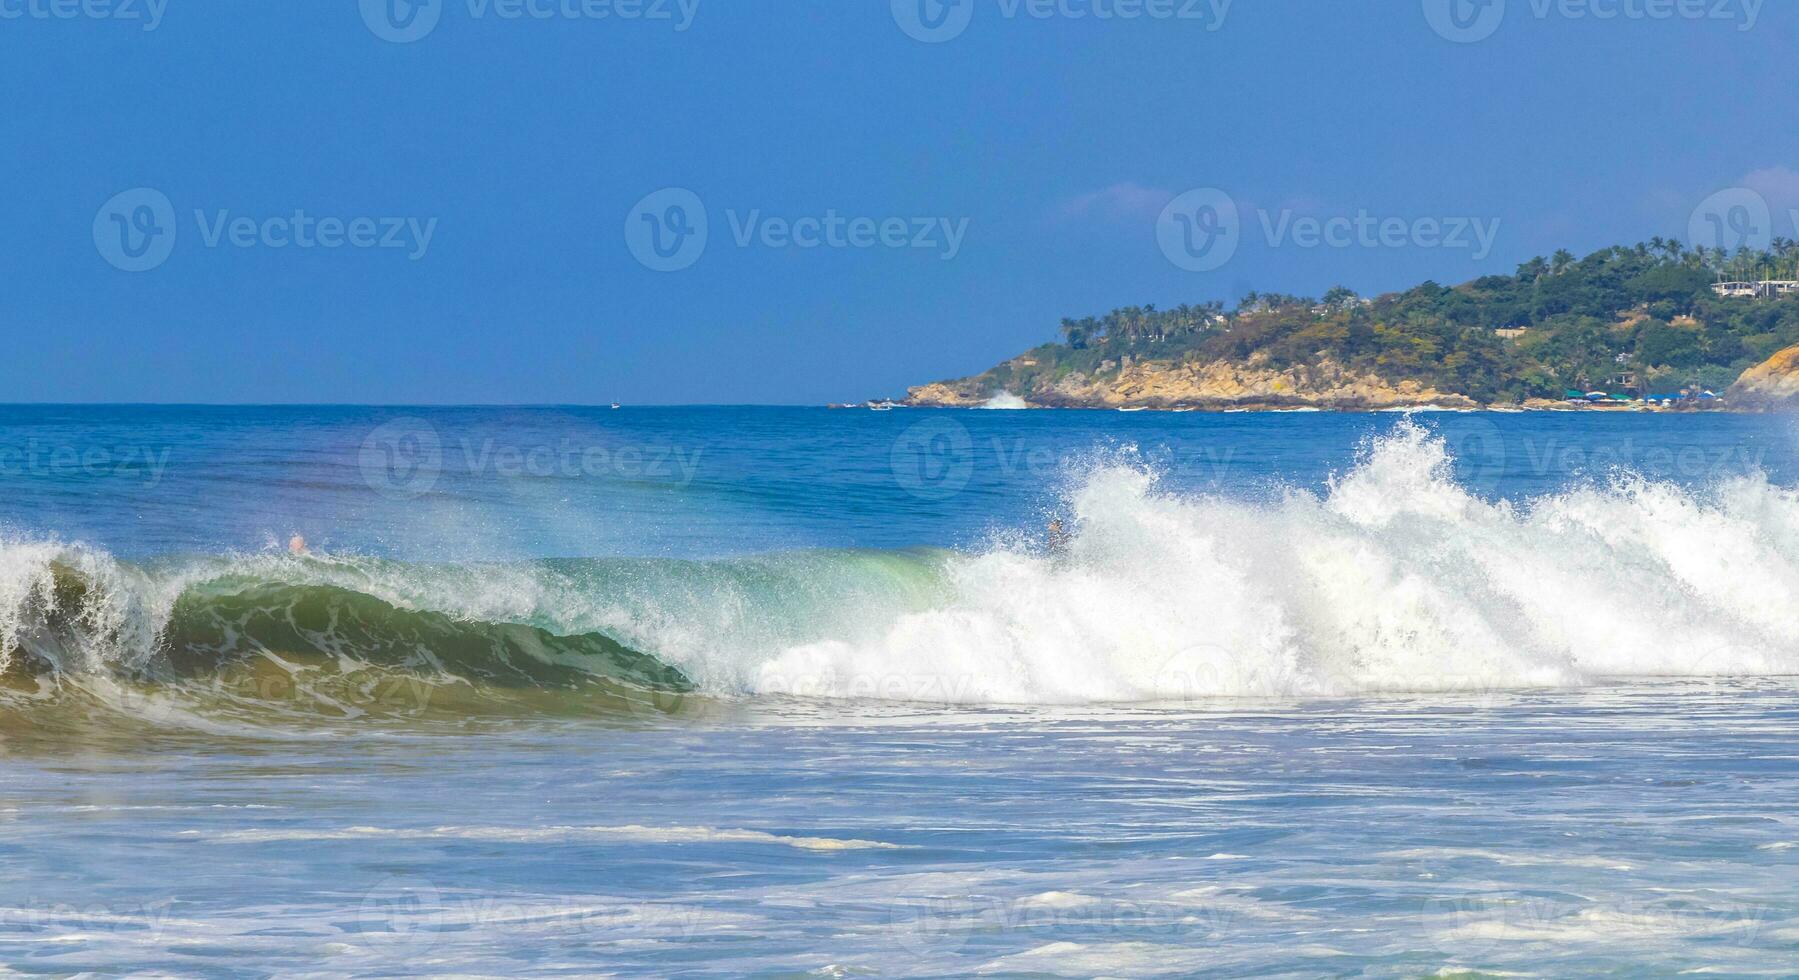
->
[2, 406, 1797, 976]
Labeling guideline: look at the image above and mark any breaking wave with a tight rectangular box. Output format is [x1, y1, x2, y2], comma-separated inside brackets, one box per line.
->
[4, 422, 1799, 727]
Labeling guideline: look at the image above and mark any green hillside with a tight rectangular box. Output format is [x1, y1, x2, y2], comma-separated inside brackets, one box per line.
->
[957, 241, 1799, 404]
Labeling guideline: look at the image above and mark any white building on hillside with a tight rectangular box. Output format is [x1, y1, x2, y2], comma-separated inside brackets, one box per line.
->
[1712, 280, 1799, 299]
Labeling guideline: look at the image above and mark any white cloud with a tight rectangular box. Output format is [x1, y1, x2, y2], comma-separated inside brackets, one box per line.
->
[1053, 182, 1175, 222]
[1740, 166, 1799, 213]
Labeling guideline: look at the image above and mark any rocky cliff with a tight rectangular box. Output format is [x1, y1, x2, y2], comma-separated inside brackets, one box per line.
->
[1729, 344, 1799, 409]
[905, 354, 1479, 411]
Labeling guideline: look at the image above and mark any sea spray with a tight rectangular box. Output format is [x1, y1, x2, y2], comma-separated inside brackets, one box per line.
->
[3, 422, 1799, 720]
[755, 421, 1799, 700]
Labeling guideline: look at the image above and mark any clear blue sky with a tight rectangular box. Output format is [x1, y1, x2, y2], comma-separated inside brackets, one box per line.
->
[4, 0, 1796, 404]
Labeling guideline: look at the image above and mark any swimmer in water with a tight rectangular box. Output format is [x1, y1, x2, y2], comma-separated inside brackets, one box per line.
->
[288, 535, 307, 555]
[1046, 518, 1071, 557]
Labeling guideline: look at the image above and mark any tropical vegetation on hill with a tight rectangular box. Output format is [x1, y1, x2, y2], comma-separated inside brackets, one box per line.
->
[966, 241, 1799, 405]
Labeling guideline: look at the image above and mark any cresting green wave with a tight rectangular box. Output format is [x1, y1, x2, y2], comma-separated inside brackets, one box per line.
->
[3, 561, 694, 704]
[10, 422, 1799, 722]
[160, 580, 693, 689]
[0, 541, 952, 727]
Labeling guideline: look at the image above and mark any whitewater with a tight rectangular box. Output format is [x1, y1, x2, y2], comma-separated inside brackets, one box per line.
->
[4, 406, 1798, 975]
[6, 420, 1799, 720]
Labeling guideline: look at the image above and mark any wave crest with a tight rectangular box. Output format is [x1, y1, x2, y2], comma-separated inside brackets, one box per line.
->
[755, 421, 1799, 701]
[4, 421, 1797, 723]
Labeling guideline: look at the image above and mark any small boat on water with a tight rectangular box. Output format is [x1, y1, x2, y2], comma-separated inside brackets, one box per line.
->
[867, 400, 898, 411]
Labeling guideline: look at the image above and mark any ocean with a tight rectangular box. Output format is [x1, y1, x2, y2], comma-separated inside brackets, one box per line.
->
[2, 405, 1797, 976]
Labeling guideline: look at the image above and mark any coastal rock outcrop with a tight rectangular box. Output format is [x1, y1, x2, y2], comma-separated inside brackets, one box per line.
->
[906, 355, 1478, 411]
[1729, 344, 1799, 409]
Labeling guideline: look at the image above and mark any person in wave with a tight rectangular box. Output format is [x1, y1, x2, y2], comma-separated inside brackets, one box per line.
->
[1045, 518, 1072, 558]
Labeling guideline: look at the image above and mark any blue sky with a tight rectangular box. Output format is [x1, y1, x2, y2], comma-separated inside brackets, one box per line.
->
[4, 0, 1797, 404]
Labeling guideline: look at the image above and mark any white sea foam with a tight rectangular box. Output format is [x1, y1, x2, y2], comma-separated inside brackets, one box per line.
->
[193, 824, 904, 850]
[748, 422, 1799, 702]
[6, 422, 1799, 707]
[980, 392, 1030, 410]
[975, 941, 1221, 977]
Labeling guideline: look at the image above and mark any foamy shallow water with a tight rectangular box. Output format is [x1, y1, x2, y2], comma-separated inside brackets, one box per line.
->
[4, 407, 1799, 974]
[1, 683, 1796, 976]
